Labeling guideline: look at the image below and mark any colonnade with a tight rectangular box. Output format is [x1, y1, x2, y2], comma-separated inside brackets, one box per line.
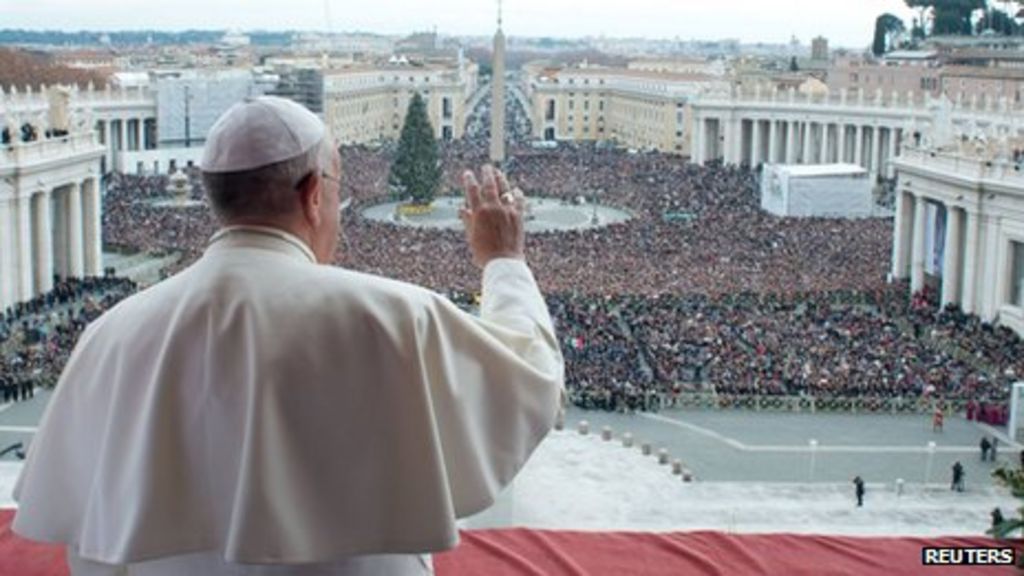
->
[95, 117, 157, 171]
[693, 115, 907, 179]
[890, 188, 982, 315]
[0, 179, 103, 311]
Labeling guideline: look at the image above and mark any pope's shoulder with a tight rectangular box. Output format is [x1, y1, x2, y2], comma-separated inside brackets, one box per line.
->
[85, 257, 451, 336]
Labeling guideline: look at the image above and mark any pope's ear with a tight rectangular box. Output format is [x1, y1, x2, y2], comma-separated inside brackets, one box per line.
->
[296, 172, 322, 226]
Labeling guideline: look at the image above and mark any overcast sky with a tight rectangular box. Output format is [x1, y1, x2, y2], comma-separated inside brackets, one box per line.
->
[1, 0, 924, 48]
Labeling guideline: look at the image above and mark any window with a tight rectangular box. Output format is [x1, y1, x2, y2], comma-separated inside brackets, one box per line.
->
[1013, 241, 1024, 307]
[569, 100, 575, 110]
[545, 100, 556, 121]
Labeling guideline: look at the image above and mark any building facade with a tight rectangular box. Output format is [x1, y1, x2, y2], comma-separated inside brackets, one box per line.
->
[323, 61, 477, 145]
[892, 147, 1024, 335]
[523, 66, 729, 155]
[691, 85, 1024, 335]
[0, 118, 105, 311]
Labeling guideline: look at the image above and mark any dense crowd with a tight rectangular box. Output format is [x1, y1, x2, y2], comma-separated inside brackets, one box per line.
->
[552, 284, 1013, 410]
[6, 129, 1019, 414]
[1, 275, 137, 403]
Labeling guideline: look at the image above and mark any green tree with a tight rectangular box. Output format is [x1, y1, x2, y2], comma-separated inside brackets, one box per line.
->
[905, 0, 986, 36]
[975, 6, 1022, 35]
[873, 14, 906, 56]
[389, 93, 441, 206]
[989, 466, 1024, 540]
[789, 56, 799, 72]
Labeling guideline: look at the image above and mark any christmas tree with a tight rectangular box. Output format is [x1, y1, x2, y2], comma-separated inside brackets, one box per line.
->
[389, 93, 441, 206]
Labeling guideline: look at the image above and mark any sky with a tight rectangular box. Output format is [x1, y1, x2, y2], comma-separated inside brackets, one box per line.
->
[0, 0, 925, 48]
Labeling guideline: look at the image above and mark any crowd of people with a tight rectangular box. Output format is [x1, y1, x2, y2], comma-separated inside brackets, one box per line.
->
[1, 275, 137, 403]
[6, 132, 1021, 414]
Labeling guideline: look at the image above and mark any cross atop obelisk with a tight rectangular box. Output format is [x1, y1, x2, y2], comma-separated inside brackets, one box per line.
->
[489, 0, 507, 165]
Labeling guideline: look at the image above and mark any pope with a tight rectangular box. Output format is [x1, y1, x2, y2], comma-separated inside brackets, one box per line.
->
[13, 96, 564, 575]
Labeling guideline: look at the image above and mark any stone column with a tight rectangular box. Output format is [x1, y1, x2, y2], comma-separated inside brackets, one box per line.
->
[119, 118, 128, 152]
[768, 120, 778, 164]
[854, 125, 864, 167]
[961, 209, 980, 314]
[891, 190, 912, 280]
[837, 124, 847, 163]
[941, 205, 963, 307]
[83, 178, 103, 276]
[886, 128, 898, 178]
[694, 116, 705, 165]
[871, 126, 882, 176]
[0, 200, 14, 310]
[751, 119, 762, 166]
[787, 120, 798, 163]
[732, 118, 744, 165]
[68, 181, 85, 278]
[820, 123, 828, 163]
[802, 121, 812, 164]
[910, 194, 927, 293]
[33, 190, 54, 294]
[724, 118, 736, 164]
[105, 121, 116, 171]
[16, 194, 34, 301]
[51, 188, 68, 278]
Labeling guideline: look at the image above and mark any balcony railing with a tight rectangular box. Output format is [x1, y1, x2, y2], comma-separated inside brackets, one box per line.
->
[0, 131, 102, 169]
[898, 146, 1024, 188]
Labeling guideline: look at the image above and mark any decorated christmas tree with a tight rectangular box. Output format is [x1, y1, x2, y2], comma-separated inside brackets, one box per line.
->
[389, 92, 441, 207]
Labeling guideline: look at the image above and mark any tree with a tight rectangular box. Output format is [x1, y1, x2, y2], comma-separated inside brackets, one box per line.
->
[789, 56, 799, 72]
[389, 93, 441, 206]
[975, 6, 1022, 35]
[989, 466, 1024, 540]
[873, 14, 906, 56]
[904, 0, 986, 36]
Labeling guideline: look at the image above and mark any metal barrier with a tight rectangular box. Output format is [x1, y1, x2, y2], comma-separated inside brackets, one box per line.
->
[666, 393, 977, 416]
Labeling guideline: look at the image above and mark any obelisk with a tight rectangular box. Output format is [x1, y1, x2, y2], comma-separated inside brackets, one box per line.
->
[489, 0, 506, 165]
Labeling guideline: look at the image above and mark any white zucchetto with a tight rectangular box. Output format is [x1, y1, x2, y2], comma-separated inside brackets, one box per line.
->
[200, 96, 326, 173]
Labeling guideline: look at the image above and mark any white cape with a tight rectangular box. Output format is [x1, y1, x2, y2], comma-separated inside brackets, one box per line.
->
[13, 229, 564, 567]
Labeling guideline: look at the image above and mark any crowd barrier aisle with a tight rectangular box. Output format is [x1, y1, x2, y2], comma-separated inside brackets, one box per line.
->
[664, 393, 1003, 421]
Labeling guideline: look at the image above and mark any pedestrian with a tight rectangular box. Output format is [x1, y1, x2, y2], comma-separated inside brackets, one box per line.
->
[951, 461, 965, 492]
[933, 408, 944, 433]
[992, 507, 1005, 533]
[12, 96, 564, 575]
[981, 436, 992, 461]
[853, 475, 866, 507]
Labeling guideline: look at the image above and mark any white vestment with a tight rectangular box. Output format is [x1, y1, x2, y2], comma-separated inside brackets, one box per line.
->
[13, 226, 564, 575]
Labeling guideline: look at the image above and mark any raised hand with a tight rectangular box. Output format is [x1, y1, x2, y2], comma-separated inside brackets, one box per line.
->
[460, 165, 526, 268]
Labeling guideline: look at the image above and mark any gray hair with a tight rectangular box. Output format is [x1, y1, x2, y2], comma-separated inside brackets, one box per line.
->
[202, 139, 334, 222]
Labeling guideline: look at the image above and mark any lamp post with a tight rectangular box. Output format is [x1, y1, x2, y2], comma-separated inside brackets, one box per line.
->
[808, 439, 818, 482]
[183, 85, 193, 148]
[924, 440, 936, 485]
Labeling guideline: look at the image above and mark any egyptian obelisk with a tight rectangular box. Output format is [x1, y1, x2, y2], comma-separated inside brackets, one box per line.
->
[489, 0, 506, 165]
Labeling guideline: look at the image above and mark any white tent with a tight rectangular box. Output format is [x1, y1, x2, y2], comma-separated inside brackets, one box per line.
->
[761, 164, 873, 218]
